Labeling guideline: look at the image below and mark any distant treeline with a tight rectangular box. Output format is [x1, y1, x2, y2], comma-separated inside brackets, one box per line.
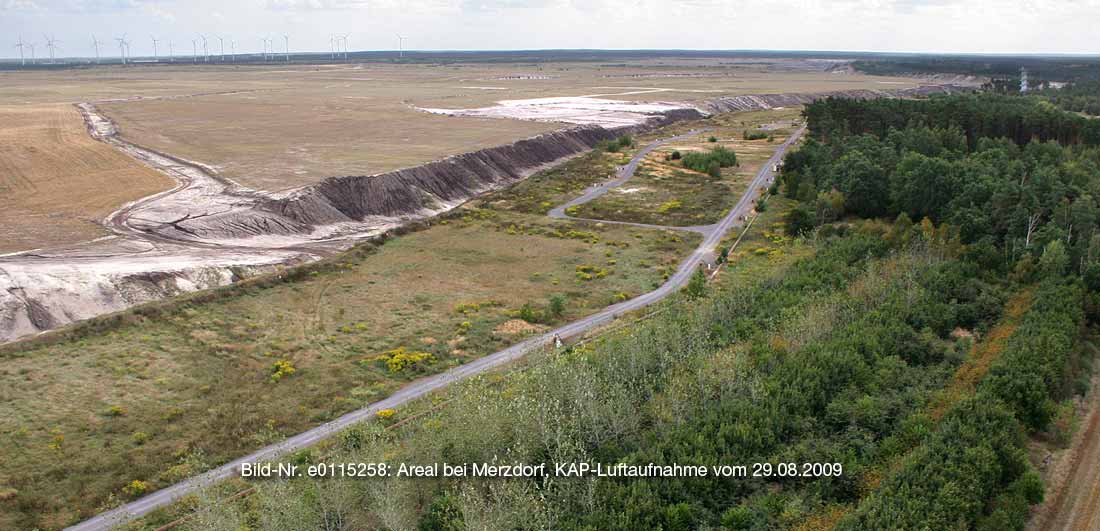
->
[802, 93, 1100, 147]
[854, 56, 1100, 83]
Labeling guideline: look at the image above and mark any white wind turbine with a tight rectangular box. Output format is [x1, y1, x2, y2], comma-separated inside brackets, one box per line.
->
[199, 34, 208, 62]
[168, 40, 174, 62]
[283, 34, 290, 62]
[151, 36, 159, 62]
[44, 34, 60, 63]
[191, 38, 198, 63]
[15, 35, 26, 66]
[91, 34, 101, 64]
[341, 34, 349, 60]
[217, 35, 225, 61]
[395, 34, 406, 58]
[115, 34, 128, 65]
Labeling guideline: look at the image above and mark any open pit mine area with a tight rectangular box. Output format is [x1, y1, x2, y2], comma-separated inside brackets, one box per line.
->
[0, 78, 961, 344]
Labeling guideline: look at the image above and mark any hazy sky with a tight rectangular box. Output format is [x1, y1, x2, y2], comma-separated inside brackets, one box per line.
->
[3, 0, 1099, 59]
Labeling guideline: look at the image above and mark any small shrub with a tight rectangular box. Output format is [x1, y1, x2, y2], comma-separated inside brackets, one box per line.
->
[707, 160, 722, 178]
[708, 136, 718, 142]
[657, 199, 683, 213]
[122, 480, 149, 498]
[131, 431, 150, 445]
[376, 408, 396, 420]
[743, 129, 768, 140]
[48, 431, 64, 452]
[684, 268, 708, 299]
[548, 295, 566, 318]
[518, 303, 538, 323]
[270, 359, 297, 383]
[670, 150, 682, 160]
[106, 405, 126, 417]
[371, 347, 433, 373]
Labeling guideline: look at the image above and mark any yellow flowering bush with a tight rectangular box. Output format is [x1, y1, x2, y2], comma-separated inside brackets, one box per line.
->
[370, 347, 433, 373]
[270, 359, 297, 383]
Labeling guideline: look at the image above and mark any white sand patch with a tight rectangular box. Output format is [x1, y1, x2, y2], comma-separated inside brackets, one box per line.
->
[418, 96, 694, 127]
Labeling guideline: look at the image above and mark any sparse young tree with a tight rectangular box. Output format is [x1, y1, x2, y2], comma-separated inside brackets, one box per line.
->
[685, 267, 707, 299]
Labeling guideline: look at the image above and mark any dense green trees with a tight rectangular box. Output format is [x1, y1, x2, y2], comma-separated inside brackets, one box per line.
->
[803, 93, 1100, 147]
[1037, 80, 1100, 116]
[681, 146, 738, 174]
[783, 94, 1100, 273]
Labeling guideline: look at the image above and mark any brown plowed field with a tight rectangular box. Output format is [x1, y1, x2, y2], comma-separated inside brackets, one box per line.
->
[0, 104, 171, 253]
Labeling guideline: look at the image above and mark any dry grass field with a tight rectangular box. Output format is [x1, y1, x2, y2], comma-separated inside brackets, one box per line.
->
[0, 141, 698, 530]
[0, 60, 918, 192]
[0, 58, 917, 251]
[0, 104, 171, 253]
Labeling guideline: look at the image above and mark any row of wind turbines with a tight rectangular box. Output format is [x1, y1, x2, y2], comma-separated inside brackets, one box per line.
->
[12, 33, 410, 66]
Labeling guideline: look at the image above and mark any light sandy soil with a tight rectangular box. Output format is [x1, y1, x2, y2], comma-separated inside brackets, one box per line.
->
[0, 104, 172, 253]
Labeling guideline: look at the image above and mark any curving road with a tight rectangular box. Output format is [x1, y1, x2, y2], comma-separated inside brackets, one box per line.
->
[66, 124, 805, 531]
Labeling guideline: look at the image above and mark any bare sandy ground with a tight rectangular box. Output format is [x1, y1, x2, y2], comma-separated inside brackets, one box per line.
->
[419, 96, 695, 127]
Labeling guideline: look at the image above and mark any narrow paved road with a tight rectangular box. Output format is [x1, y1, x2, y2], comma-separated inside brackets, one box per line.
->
[548, 129, 714, 234]
[67, 124, 805, 531]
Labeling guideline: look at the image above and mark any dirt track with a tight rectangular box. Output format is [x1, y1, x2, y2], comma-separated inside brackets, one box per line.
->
[1028, 369, 1100, 531]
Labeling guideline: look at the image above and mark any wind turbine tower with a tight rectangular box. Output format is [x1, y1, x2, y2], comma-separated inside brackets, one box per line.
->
[217, 35, 225, 62]
[151, 36, 159, 62]
[15, 36, 26, 66]
[199, 34, 209, 62]
[115, 35, 128, 65]
[396, 34, 405, 59]
[230, 39, 235, 63]
[342, 34, 350, 60]
[168, 40, 174, 62]
[191, 39, 198, 63]
[28, 43, 36, 64]
[283, 34, 290, 63]
[44, 35, 60, 63]
[91, 35, 101, 64]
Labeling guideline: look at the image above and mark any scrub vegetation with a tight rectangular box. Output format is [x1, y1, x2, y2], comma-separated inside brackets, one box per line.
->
[149, 92, 1100, 531]
[0, 145, 698, 530]
[572, 108, 800, 227]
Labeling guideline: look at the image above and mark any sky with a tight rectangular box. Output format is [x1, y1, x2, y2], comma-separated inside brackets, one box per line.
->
[3, 0, 1100, 59]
